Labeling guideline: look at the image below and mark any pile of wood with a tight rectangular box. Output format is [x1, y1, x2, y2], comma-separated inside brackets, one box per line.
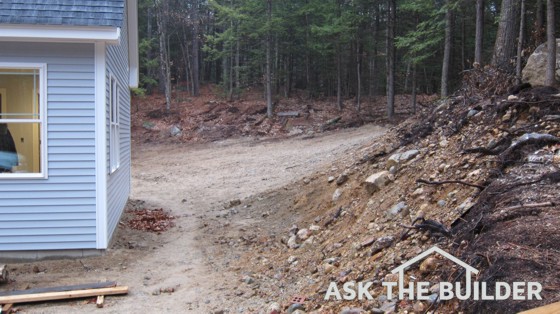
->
[0, 279, 128, 313]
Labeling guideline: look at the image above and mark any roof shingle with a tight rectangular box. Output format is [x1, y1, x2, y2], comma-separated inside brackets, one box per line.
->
[0, 1, 125, 27]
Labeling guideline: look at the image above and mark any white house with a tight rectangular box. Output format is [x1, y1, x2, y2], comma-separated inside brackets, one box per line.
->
[0, 0, 138, 259]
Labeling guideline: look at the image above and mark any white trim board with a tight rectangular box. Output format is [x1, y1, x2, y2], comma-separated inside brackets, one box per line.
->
[94, 42, 108, 249]
[0, 24, 120, 44]
[127, 0, 139, 88]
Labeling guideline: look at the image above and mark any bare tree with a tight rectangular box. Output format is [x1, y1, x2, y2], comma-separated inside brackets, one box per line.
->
[155, 0, 171, 112]
[492, 0, 521, 71]
[545, 0, 556, 86]
[474, 0, 484, 65]
[386, 0, 396, 119]
[192, 0, 200, 96]
[266, 0, 273, 118]
[516, 0, 526, 84]
[441, 1, 452, 97]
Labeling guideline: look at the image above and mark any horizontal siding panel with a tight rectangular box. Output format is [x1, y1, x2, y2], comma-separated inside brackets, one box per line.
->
[0, 219, 95, 228]
[0, 227, 96, 236]
[48, 117, 95, 125]
[49, 102, 96, 110]
[49, 146, 94, 155]
[0, 205, 94, 214]
[49, 161, 95, 169]
[47, 94, 94, 102]
[48, 87, 95, 95]
[49, 138, 95, 147]
[48, 109, 95, 117]
[0, 234, 95, 244]
[48, 79, 95, 87]
[0, 190, 95, 199]
[48, 124, 94, 132]
[48, 168, 96, 176]
[48, 64, 93, 73]
[0, 183, 94, 192]
[0, 241, 96, 251]
[1, 212, 96, 222]
[2, 56, 93, 65]
[49, 154, 94, 162]
[48, 72, 94, 80]
[49, 131, 94, 139]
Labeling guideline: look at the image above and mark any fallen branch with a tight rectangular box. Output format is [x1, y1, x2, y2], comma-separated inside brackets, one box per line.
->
[416, 178, 485, 189]
[502, 201, 555, 211]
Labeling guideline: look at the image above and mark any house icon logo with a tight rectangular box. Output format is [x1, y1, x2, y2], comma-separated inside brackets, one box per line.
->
[382, 245, 543, 301]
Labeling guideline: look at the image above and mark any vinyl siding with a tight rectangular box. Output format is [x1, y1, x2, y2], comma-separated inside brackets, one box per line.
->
[105, 0, 131, 242]
[0, 42, 97, 251]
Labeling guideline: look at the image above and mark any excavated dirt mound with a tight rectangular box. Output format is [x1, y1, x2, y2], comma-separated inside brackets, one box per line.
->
[206, 70, 560, 313]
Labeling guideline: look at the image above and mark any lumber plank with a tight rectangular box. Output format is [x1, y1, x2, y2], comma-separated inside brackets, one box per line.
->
[96, 295, 104, 308]
[518, 301, 560, 314]
[1, 303, 13, 313]
[277, 111, 300, 117]
[0, 281, 116, 297]
[0, 265, 8, 284]
[0, 286, 128, 304]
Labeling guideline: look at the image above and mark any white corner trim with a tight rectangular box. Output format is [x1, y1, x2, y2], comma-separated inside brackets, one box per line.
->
[0, 24, 120, 44]
[128, 0, 139, 88]
[95, 42, 108, 249]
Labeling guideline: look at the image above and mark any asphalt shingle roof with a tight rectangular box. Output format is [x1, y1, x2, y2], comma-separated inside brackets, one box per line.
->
[0, 1, 125, 27]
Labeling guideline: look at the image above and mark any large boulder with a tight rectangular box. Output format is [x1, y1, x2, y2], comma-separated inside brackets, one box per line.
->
[522, 39, 560, 86]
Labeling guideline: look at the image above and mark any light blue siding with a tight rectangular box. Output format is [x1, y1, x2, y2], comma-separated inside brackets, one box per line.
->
[105, 0, 131, 242]
[0, 42, 97, 251]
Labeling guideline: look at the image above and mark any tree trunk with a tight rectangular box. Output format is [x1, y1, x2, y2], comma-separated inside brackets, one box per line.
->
[192, 0, 200, 96]
[369, 3, 379, 98]
[545, 0, 556, 86]
[475, 0, 484, 65]
[336, 45, 343, 110]
[411, 62, 417, 114]
[156, 0, 171, 112]
[536, 0, 545, 44]
[492, 0, 521, 71]
[356, 41, 361, 111]
[516, 0, 526, 84]
[386, 0, 396, 119]
[441, 1, 452, 98]
[266, 0, 273, 118]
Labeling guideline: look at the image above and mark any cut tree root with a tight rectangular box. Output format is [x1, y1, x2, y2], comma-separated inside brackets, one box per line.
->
[400, 217, 452, 239]
[416, 178, 485, 189]
[499, 133, 560, 169]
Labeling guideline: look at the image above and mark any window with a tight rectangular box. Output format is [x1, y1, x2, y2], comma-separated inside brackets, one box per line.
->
[109, 75, 120, 173]
[0, 64, 46, 178]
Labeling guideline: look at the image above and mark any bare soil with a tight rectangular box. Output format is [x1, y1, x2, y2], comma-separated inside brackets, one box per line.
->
[3, 124, 386, 313]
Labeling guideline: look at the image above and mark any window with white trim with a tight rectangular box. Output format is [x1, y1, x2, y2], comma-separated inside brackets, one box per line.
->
[0, 65, 46, 178]
[109, 75, 120, 173]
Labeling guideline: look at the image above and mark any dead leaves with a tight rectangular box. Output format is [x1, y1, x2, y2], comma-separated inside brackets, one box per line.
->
[125, 208, 176, 233]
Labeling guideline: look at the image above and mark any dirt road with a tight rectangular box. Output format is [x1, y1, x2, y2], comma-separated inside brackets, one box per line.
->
[14, 124, 385, 313]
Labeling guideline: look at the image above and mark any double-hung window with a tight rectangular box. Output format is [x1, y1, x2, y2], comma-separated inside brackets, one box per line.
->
[0, 64, 46, 178]
[109, 75, 120, 173]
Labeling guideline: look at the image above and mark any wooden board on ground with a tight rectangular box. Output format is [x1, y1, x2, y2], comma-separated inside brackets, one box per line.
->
[0, 265, 8, 284]
[0, 286, 128, 305]
[277, 111, 300, 117]
[518, 301, 560, 314]
[1, 303, 13, 313]
[0, 281, 116, 297]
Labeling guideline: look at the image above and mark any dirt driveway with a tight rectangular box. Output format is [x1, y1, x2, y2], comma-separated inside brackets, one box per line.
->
[8, 124, 385, 313]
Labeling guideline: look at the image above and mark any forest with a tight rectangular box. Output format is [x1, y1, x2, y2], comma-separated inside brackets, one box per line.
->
[137, 0, 559, 118]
